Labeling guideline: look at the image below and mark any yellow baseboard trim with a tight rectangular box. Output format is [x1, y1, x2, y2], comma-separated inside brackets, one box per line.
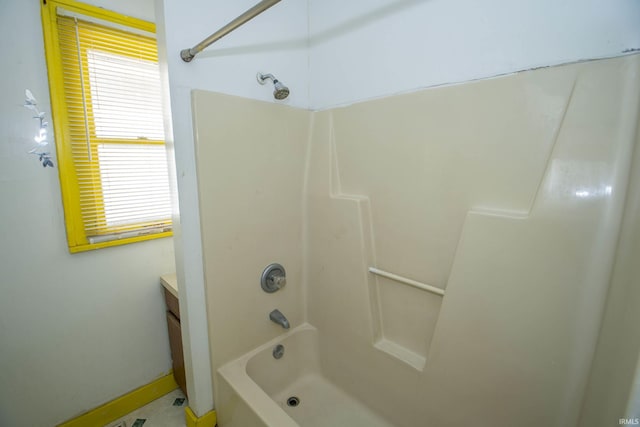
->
[58, 372, 178, 427]
[185, 406, 217, 427]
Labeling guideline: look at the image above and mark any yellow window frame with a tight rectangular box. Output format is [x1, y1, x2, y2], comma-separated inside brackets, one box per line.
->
[41, 0, 172, 253]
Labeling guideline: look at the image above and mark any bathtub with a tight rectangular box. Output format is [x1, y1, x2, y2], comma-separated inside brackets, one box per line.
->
[217, 323, 394, 427]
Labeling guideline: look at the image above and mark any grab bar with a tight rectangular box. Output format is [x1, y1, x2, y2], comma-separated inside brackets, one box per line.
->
[368, 267, 445, 297]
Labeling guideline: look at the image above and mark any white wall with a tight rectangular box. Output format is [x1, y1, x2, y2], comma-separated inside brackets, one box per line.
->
[308, 0, 640, 109]
[0, 1, 176, 426]
[155, 0, 309, 417]
[161, 0, 309, 108]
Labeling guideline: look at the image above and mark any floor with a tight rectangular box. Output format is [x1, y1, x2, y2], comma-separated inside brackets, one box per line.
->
[105, 389, 188, 427]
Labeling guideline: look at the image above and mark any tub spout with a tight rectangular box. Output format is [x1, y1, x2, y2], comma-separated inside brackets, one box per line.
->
[269, 309, 290, 329]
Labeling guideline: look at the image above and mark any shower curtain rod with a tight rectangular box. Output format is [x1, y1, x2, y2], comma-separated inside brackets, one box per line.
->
[180, 0, 283, 62]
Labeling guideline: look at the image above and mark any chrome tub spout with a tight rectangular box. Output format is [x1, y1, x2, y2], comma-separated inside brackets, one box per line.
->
[269, 309, 290, 329]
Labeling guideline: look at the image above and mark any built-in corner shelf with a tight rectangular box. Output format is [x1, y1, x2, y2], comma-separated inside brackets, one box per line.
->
[374, 339, 427, 371]
[368, 267, 445, 372]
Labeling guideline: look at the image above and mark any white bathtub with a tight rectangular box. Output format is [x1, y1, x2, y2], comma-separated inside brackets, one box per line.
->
[217, 323, 394, 427]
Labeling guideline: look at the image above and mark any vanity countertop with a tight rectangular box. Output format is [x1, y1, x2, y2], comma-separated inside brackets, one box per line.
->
[160, 273, 178, 299]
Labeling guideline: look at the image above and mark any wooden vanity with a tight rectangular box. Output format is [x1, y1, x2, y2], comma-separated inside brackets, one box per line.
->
[161, 274, 187, 397]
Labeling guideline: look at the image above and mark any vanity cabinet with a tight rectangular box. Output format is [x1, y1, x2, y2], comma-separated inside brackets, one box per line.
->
[161, 275, 187, 397]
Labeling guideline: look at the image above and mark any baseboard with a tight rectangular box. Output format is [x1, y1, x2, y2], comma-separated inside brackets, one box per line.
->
[185, 406, 217, 427]
[57, 372, 178, 427]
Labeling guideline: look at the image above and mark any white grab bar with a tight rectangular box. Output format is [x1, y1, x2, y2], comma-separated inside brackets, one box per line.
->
[368, 267, 445, 297]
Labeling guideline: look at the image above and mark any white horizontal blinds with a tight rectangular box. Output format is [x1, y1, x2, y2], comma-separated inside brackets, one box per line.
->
[56, 14, 171, 240]
[87, 50, 165, 140]
[98, 143, 171, 227]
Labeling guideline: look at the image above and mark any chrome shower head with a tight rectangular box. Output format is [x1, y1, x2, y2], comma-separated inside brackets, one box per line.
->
[257, 72, 290, 100]
[272, 80, 290, 100]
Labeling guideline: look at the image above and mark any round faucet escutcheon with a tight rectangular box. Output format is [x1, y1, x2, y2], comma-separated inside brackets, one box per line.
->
[261, 263, 286, 293]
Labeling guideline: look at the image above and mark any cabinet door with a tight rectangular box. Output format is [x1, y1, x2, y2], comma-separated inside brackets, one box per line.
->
[167, 311, 187, 397]
[164, 288, 180, 319]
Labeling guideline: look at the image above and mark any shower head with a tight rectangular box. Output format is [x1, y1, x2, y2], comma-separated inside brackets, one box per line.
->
[272, 80, 290, 100]
[257, 72, 290, 100]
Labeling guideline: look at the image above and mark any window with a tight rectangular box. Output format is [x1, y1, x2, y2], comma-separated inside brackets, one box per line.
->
[41, 0, 172, 252]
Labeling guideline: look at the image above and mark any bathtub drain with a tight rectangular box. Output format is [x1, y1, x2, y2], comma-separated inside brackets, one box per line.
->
[287, 396, 300, 407]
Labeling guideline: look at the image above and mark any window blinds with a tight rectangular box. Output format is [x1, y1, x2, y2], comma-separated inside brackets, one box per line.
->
[55, 13, 172, 244]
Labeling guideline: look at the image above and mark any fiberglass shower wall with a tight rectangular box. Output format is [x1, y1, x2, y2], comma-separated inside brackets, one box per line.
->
[191, 54, 640, 427]
[303, 55, 640, 427]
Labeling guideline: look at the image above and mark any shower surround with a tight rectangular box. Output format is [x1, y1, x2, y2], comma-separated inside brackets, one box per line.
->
[192, 55, 640, 427]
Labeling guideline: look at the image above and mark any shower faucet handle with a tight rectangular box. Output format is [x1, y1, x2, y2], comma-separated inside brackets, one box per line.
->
[261, 263, 286, 293]
[270, 274, 286, 289]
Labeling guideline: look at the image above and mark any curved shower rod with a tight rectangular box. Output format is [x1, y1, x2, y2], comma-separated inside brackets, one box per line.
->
[180, 0, 283, 62]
